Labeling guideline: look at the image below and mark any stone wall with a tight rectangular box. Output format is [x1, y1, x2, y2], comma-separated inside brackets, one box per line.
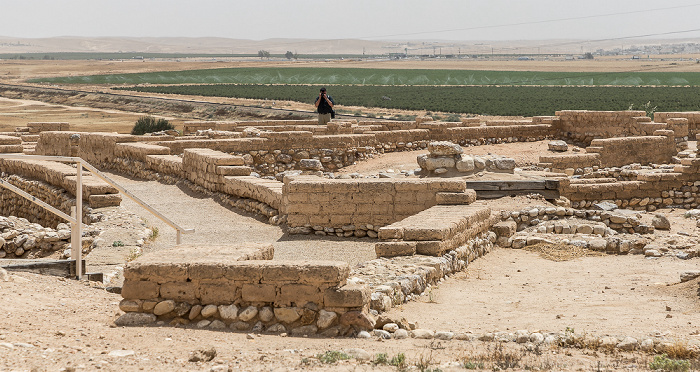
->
[283, 176, 467, 236]
[586, 134, 676, 168]
[118, 243, 373, 335]
[655, 111, 700, 137]
[555, 110, 655, 145]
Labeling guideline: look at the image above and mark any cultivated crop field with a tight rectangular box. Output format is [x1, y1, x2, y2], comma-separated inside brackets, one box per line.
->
[116, 84, 700, 116]
[30, 66, 700, 86]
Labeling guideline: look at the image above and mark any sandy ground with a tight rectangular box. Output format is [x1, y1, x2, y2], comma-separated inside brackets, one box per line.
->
[0, 60, 699, 370]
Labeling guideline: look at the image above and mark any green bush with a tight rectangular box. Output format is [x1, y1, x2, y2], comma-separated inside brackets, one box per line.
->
[649, 355, 691, 372]
[131, 116, 174, 135]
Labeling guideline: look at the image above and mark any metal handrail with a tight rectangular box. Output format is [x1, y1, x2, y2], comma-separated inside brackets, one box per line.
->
[0, 154, 194, 279]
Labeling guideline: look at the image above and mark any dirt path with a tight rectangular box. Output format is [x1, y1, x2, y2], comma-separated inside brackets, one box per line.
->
[97, 173, 376, 284]
[386, 248, 700, 342]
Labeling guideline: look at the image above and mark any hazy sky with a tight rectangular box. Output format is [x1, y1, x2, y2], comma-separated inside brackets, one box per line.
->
[4, 0, 700, 41]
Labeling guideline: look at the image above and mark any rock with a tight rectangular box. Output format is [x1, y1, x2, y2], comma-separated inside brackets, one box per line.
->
[680, 271, 700, 283]
[188, 305, 202, 320]
[209, 320, 226, 329]
[493, 158, 516, 171]
[383, 323, 399, 333]
[473, 157, 486, 170]
[411, 329, 435, 339]
[435, 331, 454, 340]
[428, 141, 463, 156]
[530, 333, 545, 344]
[200, 305, 218, 318]
[118, 300, 141, 313]
[592, 201, 618, 211]
[196, 320, 211, 328]
[291, 325, 318, 337]
[652, 214, 671, 230]
[218, 305, 238, 321]
[266, 324, 286, 333]
[114, 313, 156, 326]
[339, 311, 375, 330]
[299, 159, 322, 171]
[252, 321, 264, 333]
[320, 326, 342, 337]
[173, 302, 192, 317]
[356, 331, 371, 339]
[316, 310, 337, 329]
[455, 155, 475, 172]
[238, 306, 258, 322]
[394, 329, 409, 339]
[640, 339, 655, 352]
[246, 333, 255, 340]
[0, 268, 9, 282]
[259, 307, 274, 322]
[645, 249, 662, 258]
[548, 140, 568, 152]
[616, 337, 638, 351]
[108, 350, 135, 358]
[189, 346, 217, 362]
[373, 329, 392, 339]
[152, 300, 175, 316]
[274, 307, 303, 323]
[344, 348, 371, 361]
[230, 321, 251, 331]
[515, 330, 530, 343]
[424, 157, 455, 171]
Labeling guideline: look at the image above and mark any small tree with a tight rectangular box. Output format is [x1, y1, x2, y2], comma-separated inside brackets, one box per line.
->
[285, 51, 295, 60]
[131, 116, 174, 135]
[258, 50, 270, 59]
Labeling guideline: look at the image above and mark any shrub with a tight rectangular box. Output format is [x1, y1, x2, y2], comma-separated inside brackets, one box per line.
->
[131, 116, 174, 135]
[649, 354, 691, 372]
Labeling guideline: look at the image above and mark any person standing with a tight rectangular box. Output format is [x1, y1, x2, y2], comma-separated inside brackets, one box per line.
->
[314, 87, 334, 125]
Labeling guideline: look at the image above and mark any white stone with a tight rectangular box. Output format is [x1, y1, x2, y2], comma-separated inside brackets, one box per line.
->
[114, 313, 156, 326]
[382, 323, 399, 333]
[274, 307, 302, 323]
[200, 304, 218, 318]
[218, 305, 238, 321]
[108, 350, 135, 357]
[258, 307, 274, 322]
[153, 300, 175, 316]
[455, 155, 475, 172]
[316, 310, 337, 329]
[394, 329, 409, 339]
[238, 306, 258, 322]
[411, 329, 435, 339]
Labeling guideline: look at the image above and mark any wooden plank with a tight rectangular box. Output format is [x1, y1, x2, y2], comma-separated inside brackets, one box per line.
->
[465, 180, 548, 191]
[0, 259, 84, 277]
[476, 189, 560, 200]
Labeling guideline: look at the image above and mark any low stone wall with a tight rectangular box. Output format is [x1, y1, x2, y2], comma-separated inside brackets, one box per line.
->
[117, 243, 374, 336]
[0, 175, 98, 228]
[655, 111, 700, 137]
[0, 216, 74, 259]
[555, 110, 652, 145]
[283, 176, 467, 236]
[586, 134, 676, 168]
[27, 122, 70, 133]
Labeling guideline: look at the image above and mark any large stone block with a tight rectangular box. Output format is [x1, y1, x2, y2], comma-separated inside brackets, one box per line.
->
[324, 284, 370, 308]
[198, 283, 239, 305]
[121, 280, 160, 300]
[160, 282, 198, 302]
[277, 284, 322, 306]
[241, 283, 277, 303]
[375, 242, 416, 258]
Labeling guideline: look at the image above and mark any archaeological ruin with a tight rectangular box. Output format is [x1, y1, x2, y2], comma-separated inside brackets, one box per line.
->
[1, 110, 699, 344]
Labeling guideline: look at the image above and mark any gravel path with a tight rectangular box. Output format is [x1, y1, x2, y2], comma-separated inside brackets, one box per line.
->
[102, 172, 377, 267]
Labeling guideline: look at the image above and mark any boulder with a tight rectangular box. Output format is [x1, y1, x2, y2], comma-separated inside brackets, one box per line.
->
[548, 140, 568, 152]
[428, 141, 462, 156]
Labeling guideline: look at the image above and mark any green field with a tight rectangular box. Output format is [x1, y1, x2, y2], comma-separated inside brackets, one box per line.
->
[116, 84, 700, 116]
[31, 67, 700, 86]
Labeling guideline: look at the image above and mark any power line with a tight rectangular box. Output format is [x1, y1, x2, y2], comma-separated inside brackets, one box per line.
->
[359, 3, 700, 39]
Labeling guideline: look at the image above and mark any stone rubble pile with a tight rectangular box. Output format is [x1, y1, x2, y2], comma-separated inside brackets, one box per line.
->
[0, 216, 92, 259]
[417, 141, 516, 175]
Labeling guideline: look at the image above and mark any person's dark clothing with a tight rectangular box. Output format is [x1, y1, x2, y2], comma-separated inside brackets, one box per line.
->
[315, 95, 335, 114]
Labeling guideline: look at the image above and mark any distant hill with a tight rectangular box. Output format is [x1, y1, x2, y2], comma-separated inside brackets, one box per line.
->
[1, 36, 699, 56]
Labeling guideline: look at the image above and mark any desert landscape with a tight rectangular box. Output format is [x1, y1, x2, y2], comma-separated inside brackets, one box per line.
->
[0, 43, 699, 372]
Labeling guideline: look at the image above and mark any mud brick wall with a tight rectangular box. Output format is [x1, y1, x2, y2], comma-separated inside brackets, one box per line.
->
[0, 158, 121, 209]
[586, 134, 676, 168]
[0, 135, 23, 154]
[0, 175, 94, 227]
[283, 176, 467, 236]
[655, 112, 700, 137]
[182, 148, 246, 193]
[119, 244, 373, 334]
[35, 132, 80, 157]
[27, 122, 70, 133]
[555, 110, 652, 145]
